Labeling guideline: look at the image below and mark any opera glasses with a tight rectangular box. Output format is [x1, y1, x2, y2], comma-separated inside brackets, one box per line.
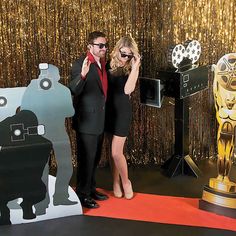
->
[199, 53, 236, 218]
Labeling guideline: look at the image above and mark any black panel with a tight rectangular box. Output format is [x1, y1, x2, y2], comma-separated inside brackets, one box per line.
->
[158, 65, 209, 99]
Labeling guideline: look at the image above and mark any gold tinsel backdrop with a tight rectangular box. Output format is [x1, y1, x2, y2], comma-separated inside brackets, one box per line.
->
[0, 0, 236, 167]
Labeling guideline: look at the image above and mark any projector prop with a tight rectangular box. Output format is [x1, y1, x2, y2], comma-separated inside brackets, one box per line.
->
[140, 40, 209, 177]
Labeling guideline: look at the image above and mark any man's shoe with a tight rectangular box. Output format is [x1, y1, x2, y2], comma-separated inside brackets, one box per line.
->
[91, 190, 109, 201]
[79, 197, 99, 209]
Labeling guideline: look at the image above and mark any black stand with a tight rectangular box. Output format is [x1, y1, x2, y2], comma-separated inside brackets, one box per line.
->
[163, 97, 202, 177]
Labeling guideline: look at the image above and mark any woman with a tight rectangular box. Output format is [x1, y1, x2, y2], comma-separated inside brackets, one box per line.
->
[106, 36, 141, 199]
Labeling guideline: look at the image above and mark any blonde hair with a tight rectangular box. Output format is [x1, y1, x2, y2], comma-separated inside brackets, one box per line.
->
[110, 36, 139, 75]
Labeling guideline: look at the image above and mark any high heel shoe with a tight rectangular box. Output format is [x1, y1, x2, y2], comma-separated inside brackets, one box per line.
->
[113, 183, 123, 198]
[123, 180, 133, 200]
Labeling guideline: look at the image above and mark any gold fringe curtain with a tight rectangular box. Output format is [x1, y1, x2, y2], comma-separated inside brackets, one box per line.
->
[0, 0, 236, 167]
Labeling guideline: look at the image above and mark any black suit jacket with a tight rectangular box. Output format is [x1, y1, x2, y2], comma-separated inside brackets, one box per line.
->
[69, 55, 106, 135]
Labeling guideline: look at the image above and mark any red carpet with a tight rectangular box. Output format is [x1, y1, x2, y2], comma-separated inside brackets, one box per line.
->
[84, 189, 236, 232]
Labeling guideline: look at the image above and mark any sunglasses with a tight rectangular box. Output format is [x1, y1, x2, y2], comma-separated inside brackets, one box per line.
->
[92, 43, 108, 49]
[119, 49, 134, 59]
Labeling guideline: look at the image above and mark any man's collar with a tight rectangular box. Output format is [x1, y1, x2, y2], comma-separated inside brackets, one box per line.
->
[87, 51, 105, 65]
[87, 51, 96, 63]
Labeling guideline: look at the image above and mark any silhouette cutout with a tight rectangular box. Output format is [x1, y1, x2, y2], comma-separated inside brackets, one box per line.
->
[20, 63, 76, 215]
[0, 87, 28, 210]
[0, 110, 52, 225]
[0, 87, 26, 122]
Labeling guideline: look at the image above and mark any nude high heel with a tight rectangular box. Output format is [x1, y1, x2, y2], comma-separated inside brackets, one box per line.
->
[113, 182, 123, 198]
[123, 180, 133, 200]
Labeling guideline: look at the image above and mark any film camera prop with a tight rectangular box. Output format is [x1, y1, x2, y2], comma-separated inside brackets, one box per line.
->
[199, 53, 236, 219]
[140, 40, 209, 177]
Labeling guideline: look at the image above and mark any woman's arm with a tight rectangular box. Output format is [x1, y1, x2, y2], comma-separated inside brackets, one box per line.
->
[124, 55, 141, 95]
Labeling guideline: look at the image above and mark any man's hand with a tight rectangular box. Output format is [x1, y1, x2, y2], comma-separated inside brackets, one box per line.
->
[81, 56, 91, 78]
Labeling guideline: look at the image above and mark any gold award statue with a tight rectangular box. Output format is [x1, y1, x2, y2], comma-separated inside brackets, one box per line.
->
[199, 53, 236, 218]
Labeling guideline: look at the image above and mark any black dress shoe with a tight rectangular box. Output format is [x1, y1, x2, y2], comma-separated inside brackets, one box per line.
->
[79, 197, 99, 209]
[91, 190, 109, 201]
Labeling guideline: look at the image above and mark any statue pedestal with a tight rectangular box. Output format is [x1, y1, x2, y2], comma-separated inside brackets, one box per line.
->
[199, 184, 236, 219]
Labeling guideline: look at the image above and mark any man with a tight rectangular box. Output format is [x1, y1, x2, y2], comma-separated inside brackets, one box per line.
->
[69, 31, 108, 208]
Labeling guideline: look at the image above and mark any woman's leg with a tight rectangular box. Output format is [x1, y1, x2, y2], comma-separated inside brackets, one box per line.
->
[111, 135, 133, 199]
[107, 133, 122, 197]
[110, 156, 122, 197]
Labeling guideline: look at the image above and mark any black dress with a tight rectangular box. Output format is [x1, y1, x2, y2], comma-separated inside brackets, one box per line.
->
[106, 68, 132, 137]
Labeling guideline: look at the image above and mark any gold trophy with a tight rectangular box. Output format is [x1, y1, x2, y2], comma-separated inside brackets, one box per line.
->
[199, 53, 236, 218]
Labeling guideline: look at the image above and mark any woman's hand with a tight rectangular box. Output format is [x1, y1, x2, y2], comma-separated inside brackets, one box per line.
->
[131, 54, 141, 70]
[81, 56, 91, 77]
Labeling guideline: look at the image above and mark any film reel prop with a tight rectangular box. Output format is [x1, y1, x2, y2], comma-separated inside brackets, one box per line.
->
[168, 40, 201, 69]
